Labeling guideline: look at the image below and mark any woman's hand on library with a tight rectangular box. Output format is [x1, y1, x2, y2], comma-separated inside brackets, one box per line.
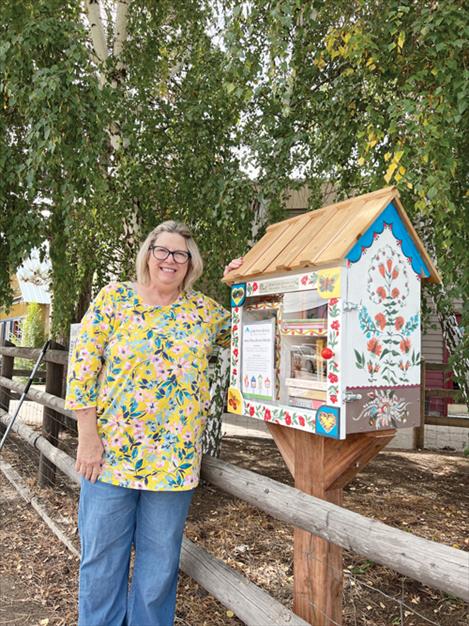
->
[223, 256, 244, 278]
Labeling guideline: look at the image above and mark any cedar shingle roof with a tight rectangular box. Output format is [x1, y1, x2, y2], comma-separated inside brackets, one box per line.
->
[223, 186, 440, 284]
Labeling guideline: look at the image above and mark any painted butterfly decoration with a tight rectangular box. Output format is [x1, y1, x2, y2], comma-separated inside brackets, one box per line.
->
[318, 275, 336, 293]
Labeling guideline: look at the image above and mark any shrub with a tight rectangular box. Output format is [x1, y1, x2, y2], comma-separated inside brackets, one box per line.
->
[21, 303, 46, 348]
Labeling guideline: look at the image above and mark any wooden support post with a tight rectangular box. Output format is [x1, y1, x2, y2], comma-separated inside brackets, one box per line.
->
[413, 359, 426, 449]
[38, 341, 66, 487]
[0, 340, 15, 416]
[269, 426, 395, 626]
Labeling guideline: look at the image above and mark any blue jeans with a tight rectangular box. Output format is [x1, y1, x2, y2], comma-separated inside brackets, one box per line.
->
[78, 479, 193, 626]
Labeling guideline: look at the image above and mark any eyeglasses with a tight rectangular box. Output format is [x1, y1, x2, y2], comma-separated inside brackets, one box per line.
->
[149, 245, 191, 264]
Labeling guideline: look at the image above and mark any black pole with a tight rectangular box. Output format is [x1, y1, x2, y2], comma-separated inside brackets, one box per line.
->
[0, 339, 51, 453]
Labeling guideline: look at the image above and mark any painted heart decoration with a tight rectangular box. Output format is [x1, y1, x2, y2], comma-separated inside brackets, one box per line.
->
[318, 410, 336, 433]
[232, 287, 245, 305]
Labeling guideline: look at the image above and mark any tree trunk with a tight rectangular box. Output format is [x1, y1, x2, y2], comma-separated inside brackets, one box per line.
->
[203, 348, 229, 457]
[203, 194, 271, 457]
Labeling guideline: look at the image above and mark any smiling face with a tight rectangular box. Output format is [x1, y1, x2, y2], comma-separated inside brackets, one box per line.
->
[147, 231, 190, 291]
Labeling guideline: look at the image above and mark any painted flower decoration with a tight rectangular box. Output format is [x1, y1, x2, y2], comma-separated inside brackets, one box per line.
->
[368, 245, 409, 306]
[375, 312, 386, 330]
[354, 389, 410, 429]
[400, 338, 411, 354]
[227, 387, 243, 414]
[376, 286, 387, 300]
[367, 338, 383, 356]
[395, 316, 404, 330]
[356, 244, 419, 385]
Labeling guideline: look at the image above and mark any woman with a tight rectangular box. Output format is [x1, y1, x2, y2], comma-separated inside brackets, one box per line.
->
[65, 220, 242, 626]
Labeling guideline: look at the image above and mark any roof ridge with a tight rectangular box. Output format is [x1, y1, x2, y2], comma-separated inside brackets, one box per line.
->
[267, 186, 398, 232]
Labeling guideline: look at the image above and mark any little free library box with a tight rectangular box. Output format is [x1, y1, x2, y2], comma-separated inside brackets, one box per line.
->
[223, 186, 440, 441]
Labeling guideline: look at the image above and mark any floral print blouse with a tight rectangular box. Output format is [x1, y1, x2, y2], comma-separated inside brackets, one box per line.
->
[65, 282, 230, 491]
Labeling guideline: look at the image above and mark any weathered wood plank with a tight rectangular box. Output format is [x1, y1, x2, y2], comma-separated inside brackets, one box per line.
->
[0, 340, 15, 413]
[0, 460, 80, 558]
[0, 346, 68, 366]
[425, 388, 460, 398]
[425, 362, 453, 372]
[38, 341, 66, 486]
[0, 410, 77, 480]
[181, 539, 309, 626]
[425, 415, 469, 428]
[414, 360, 426, 449]
[200, 455, 469, 602]
[12, 369, 46, 379]
[0, 376, 75, 419]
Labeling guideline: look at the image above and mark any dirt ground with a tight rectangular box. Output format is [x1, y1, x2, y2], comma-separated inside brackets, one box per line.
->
[0, 435, 468, 626]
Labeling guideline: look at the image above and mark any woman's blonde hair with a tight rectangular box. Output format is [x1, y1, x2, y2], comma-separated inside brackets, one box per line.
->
[135, 220, 203, 291]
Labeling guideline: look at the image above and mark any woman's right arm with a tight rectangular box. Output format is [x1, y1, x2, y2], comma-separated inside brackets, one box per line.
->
[75, 407, 104, 483]
[64, 285, 115, 482]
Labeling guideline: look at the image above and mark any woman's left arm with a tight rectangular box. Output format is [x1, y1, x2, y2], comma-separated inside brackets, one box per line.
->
[207, 257, 244, 349]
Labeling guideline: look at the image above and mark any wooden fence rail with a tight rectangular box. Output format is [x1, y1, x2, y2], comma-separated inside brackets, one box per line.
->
[1, 398, 468, 605]
[1, 344, 468, 626]
[0, 346, 68, 365]
[425, 414, 469, 428]
[200, 458, 469, 603]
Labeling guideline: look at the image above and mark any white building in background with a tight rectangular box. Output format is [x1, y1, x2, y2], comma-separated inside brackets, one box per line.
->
[0, 249, 51, 343]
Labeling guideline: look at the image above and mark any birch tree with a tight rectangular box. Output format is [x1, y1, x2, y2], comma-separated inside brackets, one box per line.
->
[220, 0, 468, 396]
[0, 0, 255, 335]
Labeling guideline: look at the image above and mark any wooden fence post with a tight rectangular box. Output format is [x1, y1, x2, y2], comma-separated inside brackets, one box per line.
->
[413, 359, 426, 449]
[0, 339, 15, 416]
[38, 341, 66, 487]
[268, 425, 395, 626]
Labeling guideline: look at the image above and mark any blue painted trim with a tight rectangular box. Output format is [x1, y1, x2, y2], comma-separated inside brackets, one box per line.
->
[346, 202, 430, 278]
